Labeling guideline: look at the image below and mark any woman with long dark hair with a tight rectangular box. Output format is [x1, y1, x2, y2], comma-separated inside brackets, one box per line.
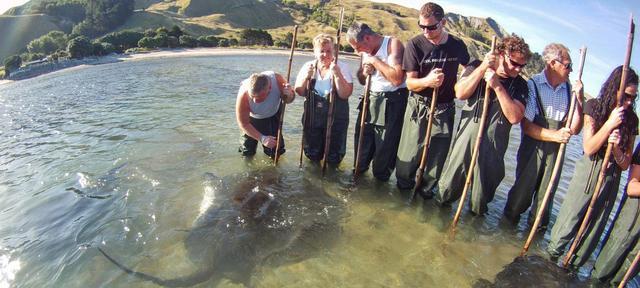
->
[547, 66, 639, 268]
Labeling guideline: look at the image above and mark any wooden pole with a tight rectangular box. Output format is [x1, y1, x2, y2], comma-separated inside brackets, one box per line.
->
[321, 7, 345, 175]
[563, 15, 634, 268]
[354, 73, 372, 179]
[520, 46, 587, 256]
[618, 244, 640, 287]
[410, 85, 439, 202]
[451, 36, 497, 229]
[274, 25, 298, 165]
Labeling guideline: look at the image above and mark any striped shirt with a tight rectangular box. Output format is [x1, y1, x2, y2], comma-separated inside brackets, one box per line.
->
[524, 71, 570, 122]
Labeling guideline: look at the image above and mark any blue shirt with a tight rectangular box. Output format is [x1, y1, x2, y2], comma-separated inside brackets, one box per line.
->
[524, 71, 570, 122]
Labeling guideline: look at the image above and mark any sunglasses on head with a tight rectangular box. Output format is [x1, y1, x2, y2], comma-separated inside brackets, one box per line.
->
[506, 54, 526, 68]
[418, 21, 441, 31]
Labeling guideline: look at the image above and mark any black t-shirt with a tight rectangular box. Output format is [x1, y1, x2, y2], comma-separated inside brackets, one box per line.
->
[403, 33, 470, 103]
[463, 60, 528, 106]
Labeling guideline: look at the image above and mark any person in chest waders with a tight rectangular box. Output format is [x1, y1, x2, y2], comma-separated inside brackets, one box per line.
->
[547, 66, 638, 268]
[592, 139, 640, 287]
[294, 34, 353, 165]
[394, 2, 470, 197]
[347, 22, 408, 181]
[436, 35, 531, 216]
[236, 72, 295, 158]
[503, 43, 584, 229]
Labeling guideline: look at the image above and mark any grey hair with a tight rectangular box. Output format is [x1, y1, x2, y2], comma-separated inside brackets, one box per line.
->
[346, 22, 376, 43]
[248, 73, 269, 96]
[542, 43, 570, 63]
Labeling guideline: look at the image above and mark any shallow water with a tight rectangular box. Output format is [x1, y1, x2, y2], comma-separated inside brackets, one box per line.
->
[0, 54, 630, 287]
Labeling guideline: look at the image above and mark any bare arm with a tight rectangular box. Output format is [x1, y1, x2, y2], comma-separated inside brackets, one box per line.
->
[275, 73, 295, 104]
[627, 160, 640, 197]
[364, 37, 405, 87]
[582, 107, 624, 156]
[522, 119, 571, 143]
[236, 88, 261, 141]
[294, 63, 313, 97]
[485, 71, 524, 124]
[455, 52, 495, 100]
[331, 63, 353, 100]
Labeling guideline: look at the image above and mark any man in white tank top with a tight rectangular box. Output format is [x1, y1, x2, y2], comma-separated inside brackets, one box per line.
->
[347, 22, 408, 182]
[235, 72, 295, 158]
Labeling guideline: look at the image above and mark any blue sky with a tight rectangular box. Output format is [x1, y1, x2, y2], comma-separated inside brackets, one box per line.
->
[3, 0, 639, 95]
[373, 0, 640, 97]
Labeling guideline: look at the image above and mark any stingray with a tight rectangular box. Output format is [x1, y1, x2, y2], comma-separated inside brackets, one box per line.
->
[473, 255, 588, 288]
[97, 169, 345, 287]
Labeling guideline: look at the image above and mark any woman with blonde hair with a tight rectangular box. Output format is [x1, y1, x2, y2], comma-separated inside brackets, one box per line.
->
[294, 33, 353, 165]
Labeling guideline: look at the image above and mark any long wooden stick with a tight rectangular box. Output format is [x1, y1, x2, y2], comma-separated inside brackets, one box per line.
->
[410, 85, 438, 202]
[563, 15, 634, 268]
[274, 25, 298, 165]
[520, 46, 587, 256]
[321, 7, 345, 175]
[451, 36, 497, 229]
[299, 60, 317, 168]
[354, 73, 372, 179]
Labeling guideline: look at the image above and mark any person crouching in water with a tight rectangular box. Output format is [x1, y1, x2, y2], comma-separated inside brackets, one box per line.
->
[294, 33, 354, 165]
[236, 71, 295, 158]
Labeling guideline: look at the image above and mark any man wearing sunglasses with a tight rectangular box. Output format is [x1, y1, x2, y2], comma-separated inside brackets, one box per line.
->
[504, 43, 583, 229]
[436, 35, 531, 216]
[347, 22, 408, 181]
[395, 2, 470, 198]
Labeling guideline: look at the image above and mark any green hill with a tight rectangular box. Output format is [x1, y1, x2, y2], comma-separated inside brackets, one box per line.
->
[0, 14, 66, 61]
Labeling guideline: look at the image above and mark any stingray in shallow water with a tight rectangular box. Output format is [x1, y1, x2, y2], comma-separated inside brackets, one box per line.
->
[98, 169, 345, 287]
[473, 255, 587, 288]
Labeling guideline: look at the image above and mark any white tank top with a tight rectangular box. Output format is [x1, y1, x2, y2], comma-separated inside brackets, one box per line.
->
[368, 36, 406, 92]
[245, 71, 280, 119]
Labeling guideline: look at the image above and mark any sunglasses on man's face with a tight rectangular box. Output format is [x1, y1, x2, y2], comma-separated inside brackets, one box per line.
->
[555, 60, 572, 70]
[506, 54, 526, 68]
[418, 21, 441, 31]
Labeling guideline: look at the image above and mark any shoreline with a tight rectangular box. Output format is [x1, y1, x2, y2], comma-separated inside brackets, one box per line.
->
[0, 47, 359, 85]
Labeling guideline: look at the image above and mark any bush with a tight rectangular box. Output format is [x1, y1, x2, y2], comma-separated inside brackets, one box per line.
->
[239, 29, 273, 46]
[27, 31, 68, 55]
[67, 36, 94, 58]
[167, 36, 179, 48]
[4, 55, 22, 76]
[93, 42, 115, 56]
[297, 41, 312, 50]
[218, 38, 229, 47]
[99, 30, 144, 52]
[144, 28, 157, 38]
[138, 37, 159, 48]
[197, 35, 218, 47]
[228, 38, 238, 46]
[179, 35, 197, 48]
[169, 25, 184, 38]
[25, 53, 45, 62]
[341, 44, 354, 53]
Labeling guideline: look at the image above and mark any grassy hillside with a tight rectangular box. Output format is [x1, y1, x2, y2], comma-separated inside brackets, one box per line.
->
[0, 14, 65, 60]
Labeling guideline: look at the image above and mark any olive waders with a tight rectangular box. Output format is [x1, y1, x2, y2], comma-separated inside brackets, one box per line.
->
[437, 79, 518, 215]
[504, 82, 571, 227]
[354, 88, 408, 181]
[302, 89, 349, 164]
[395, 92, 455, 193]
[547, 153, 621, 267]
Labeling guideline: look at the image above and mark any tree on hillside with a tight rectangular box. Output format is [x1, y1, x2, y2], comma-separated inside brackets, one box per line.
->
[27, 31, 68, 56]
[99, 30, 144, 52]
[239, 29, 273, 46]
[169, 25, 184, 38]
[197, 36, 218, 47]
[67, 36, 93, 58]
[72, 0, 134, 38]
[179, 35, 197, 48]
[4, 55, 23, 76]
[34, 0, 87, 23]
